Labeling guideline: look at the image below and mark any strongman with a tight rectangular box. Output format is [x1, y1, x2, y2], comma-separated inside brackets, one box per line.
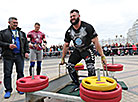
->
[61, 9, 106, 92]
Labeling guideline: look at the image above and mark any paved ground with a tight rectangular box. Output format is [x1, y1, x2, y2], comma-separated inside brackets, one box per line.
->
[0, 55, 138, 102]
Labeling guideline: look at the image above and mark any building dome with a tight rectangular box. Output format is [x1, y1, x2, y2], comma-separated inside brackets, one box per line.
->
[127, 19, 138, 44]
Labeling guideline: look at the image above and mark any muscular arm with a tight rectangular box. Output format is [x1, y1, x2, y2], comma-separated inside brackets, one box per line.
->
[62, 42, 69, 59]
[92, 36, 107, 64]
[92, 36, 104, 57]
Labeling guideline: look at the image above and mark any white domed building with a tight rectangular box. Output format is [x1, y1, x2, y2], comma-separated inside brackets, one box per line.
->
[127, 19, 138, 44]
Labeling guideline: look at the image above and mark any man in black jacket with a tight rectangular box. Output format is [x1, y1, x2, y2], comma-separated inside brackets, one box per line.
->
[0, 17, 29, 98]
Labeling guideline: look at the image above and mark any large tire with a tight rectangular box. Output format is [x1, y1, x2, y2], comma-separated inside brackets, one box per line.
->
[104, 64, 123, 71]
[16, 75, 49, 88]
[80, 91, 122, 102]
[80, 83, 122, 100]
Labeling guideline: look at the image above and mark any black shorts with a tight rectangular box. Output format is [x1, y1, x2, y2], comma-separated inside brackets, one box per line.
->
[68, 48, 95, 65]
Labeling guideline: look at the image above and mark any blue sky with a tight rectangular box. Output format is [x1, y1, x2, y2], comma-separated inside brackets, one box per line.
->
[0, 0, 138, 47]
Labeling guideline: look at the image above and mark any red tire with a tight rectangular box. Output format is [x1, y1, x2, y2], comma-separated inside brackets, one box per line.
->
[104, 67, 123, 71]
[75, 67, 84, 71]
[104, 64, 123, 71]
[17, 82, 49, 92]
[80, 83, 122, 99]
[16, 75, 49, 88]
[75, 65, 84, 68]
[75, 65, 84, 71]
[80, 92, 122, 102]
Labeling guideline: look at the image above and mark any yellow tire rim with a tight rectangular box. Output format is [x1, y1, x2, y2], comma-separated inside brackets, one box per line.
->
[82, 76, 117, 91]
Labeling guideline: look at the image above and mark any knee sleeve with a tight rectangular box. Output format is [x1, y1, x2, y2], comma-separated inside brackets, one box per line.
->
[37, 61, 42, 68]
[30, 62, 35, 76]
[86, 63, 96, 76]
[66, 63, 79, 85]
[66, 63, 75, 73]
[30, 62, 35, 67]
[37, 61, 42, 75]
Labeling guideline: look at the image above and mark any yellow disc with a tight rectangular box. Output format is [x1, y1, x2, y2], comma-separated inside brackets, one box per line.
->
[82, 76, 117, 91]
[75, 63, 83, 66]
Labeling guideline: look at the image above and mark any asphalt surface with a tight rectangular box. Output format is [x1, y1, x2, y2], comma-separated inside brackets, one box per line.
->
[0, 55, 138, 102]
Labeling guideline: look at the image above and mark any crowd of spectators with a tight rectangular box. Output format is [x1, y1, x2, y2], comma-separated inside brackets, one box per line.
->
[43, 45, 63, 57]
[43, 42, 138, 58]
[102, 42, 138, 56]
[0, 42, 138, 59]
[43, 44, 75, 58]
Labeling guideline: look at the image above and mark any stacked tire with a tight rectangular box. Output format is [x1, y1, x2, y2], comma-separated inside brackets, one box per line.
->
[75, 63, 84, 71]
[16, 75, 49, 92]
[80, 76, 122, 102]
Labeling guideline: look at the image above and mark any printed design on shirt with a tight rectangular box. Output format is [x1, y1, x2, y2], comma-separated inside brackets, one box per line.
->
[33, 34, 37, 39]
[75, 37, 82, 45]
[28, 31, 45, 51]
[36, 35, 41, 43]
[70, 27, 87, 47]
[31, 33, 42, 44]
[12, 30, 19, 44]
[93, 31, 97, 36]
[12, 30, 20, 53]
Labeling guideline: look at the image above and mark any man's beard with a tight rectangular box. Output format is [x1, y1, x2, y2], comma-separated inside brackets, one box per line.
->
[70, 17, 79, 25]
